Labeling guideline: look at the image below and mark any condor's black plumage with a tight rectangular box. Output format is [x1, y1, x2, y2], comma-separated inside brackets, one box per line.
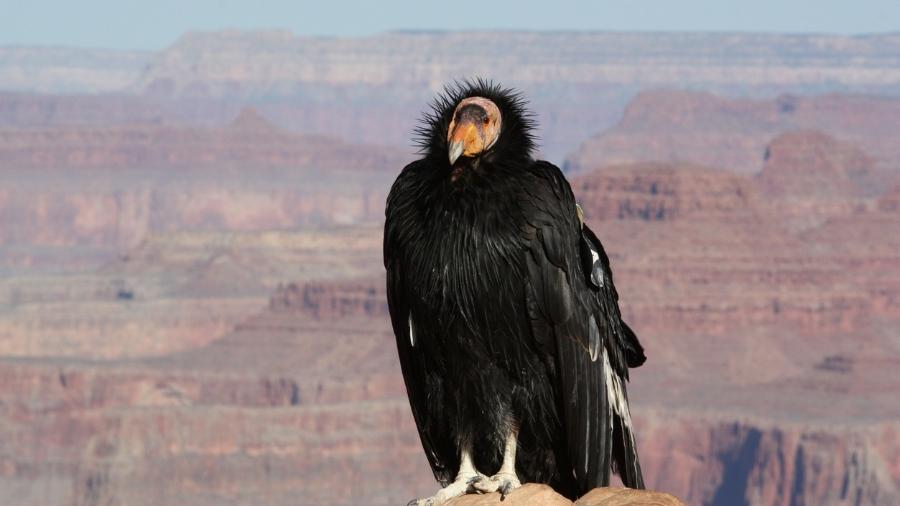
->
[384, 80, 646, 503]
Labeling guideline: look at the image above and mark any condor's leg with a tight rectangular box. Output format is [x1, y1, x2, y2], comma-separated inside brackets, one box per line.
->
[472, 427, 522, 498]
[408, 446, 487, 506]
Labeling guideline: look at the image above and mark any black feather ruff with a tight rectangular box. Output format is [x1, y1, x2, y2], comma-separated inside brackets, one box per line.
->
[414, 78, 537, 165]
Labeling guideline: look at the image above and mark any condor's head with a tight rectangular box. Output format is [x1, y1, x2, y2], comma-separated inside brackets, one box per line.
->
[447, 97, 502, 165]
[417, 80, 536, 177]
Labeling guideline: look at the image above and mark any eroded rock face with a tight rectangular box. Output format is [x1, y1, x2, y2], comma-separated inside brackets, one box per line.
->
[0, 47, 151, 94]
[634, 414, 900, 506]
[0, 180, 389, 253]
[878, 185, 900, 213]
[7, 31, 900, 162]
[1, 81, 899, 505]
[570, 162, 759, 222]
[565, 91, 900, 174]
[756, 130, 875, 230]
[758, 131, 873, 192]
[135, 31, 900, 98]
[0, 107, 408, 171]
[269, 278, 387, 319]
[4, 307, 897, 505]
[0, 114, 399, 251]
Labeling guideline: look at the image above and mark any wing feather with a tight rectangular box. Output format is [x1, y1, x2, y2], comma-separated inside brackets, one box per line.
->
[384, 161, 456, 484]
[524, 161, 645, 492]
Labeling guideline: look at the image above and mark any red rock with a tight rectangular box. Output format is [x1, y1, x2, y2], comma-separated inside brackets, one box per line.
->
[755, 130, 876, 230]
[878, 185, 900, 213]
[565, 91, 900, 175]
[0, 107, 408, 171]
[0, 167, 393, 251]
[759, 130, 872, 190]
[269, 278, 387, 319]
[571, 162, 760, 221]
[9, 32, 900, 162]
[575, 487, 685, 505]
[0, 80, 898, 505]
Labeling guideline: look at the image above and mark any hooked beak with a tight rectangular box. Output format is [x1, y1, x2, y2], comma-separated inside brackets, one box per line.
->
[449, 139, 464, 165]
[448, 122, 480, 165]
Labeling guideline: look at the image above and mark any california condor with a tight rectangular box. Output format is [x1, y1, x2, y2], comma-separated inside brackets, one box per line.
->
[384, 80, 646, 505]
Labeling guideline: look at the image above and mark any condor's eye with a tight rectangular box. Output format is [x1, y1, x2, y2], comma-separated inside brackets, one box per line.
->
[483, 117, 490, 125]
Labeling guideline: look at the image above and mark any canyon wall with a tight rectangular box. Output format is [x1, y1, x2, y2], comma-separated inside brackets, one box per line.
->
[0, 110, 401, 252]
[1, 36, 900, 504]
[565, 91, 900, 175]
[7, 31, 900, 161]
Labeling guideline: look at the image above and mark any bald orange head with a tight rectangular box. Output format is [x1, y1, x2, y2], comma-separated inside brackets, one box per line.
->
[447, 97, 502, 165]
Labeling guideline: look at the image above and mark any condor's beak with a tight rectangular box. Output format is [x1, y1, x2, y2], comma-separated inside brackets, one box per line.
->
[448, 121, 481, 165]
[449, 139, 464, 165]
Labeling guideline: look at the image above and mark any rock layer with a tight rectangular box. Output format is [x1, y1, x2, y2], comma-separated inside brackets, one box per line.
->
[566, 91, 900, 174]
[0, 81, 899, 505]
[0, 107, 408, 171]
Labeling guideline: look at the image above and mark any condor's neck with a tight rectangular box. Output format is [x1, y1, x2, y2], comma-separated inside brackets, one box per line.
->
[415, 159, 533, 226]
[438, 152, 533, 187]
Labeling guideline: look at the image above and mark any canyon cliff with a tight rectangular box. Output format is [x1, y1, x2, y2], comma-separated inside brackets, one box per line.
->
[1, 38, 900, 504]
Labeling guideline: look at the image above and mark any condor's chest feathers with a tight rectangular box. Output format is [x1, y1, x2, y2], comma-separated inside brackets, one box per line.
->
[405, 169, 536, 339]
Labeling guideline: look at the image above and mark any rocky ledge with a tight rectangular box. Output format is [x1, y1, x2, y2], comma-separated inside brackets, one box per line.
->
[444, 484, 684, 505]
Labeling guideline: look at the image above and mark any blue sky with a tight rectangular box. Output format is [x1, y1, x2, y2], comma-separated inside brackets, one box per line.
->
[2, 0, 898, 50]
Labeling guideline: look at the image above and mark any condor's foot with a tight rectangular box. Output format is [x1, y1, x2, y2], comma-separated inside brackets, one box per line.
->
[407, 472, 488, 506]
[471, 427, 522, 499]
[471, 472, 522, 499]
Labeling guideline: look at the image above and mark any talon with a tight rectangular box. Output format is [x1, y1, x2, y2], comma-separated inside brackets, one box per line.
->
[415, 461, 487, 505]
[500, 482, 513, 499]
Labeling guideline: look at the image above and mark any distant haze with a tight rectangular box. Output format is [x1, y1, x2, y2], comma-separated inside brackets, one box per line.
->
[2, 0, 900, 50]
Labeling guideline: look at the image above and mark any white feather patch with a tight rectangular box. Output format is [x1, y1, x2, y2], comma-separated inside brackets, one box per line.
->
[602, 347, 633, 430]
[408, 315, 416, 347]
[590, 247, 604, 288]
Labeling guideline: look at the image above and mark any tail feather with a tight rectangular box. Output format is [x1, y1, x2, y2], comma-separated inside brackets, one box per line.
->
[611, 413, 645, 489]
[621, 321, 646, 368]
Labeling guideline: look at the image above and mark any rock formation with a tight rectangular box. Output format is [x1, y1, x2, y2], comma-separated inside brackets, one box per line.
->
[0, 46, 150, 93]
[565, 91, 900, 174]
[0, 109, 402, 251]
[1, 63, 899, 504]
[756, 130, 875, 229]
[571, 162, 759, 221]
[7, 31, 900, 161]
[443, 484, 684, 505]
[0, 106, 409, 170]
[135, 31, 900, 98]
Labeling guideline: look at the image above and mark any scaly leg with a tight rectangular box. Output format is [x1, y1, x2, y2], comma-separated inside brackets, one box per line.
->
[472, 427, 522, 498]
[408, 447, 487, 506]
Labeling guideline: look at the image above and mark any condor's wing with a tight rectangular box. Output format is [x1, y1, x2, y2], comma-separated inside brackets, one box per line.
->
[523, 160, 645, 492]
[383, 160, 457, 485]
